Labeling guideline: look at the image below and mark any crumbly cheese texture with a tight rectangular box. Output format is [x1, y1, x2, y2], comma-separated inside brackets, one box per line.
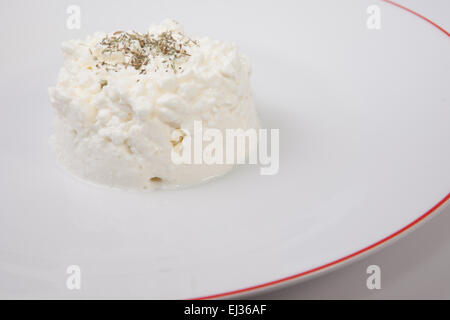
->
[49, 20, 259, 190]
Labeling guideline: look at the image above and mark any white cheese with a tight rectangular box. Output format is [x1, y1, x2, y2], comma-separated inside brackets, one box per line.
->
[49, 19, 259, 190]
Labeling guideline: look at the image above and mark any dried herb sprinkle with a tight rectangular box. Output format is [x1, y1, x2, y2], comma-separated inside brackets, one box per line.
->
[90, 30, 199, 74]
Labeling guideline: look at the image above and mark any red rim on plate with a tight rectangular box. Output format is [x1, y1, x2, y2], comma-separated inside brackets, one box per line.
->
[193, 0, 450, 299]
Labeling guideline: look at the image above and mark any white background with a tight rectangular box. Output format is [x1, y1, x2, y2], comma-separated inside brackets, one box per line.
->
[0, 0, 448, 299]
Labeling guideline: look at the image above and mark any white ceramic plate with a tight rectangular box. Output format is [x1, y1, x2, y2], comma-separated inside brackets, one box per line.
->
[0, 0, 449, 299]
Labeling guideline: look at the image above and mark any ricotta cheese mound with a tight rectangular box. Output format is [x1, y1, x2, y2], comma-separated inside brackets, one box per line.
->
[49, 19, 260, 190]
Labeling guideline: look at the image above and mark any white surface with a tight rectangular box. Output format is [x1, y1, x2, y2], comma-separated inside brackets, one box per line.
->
[257, 0, 450, 300]
[0, 0, 449, 299]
